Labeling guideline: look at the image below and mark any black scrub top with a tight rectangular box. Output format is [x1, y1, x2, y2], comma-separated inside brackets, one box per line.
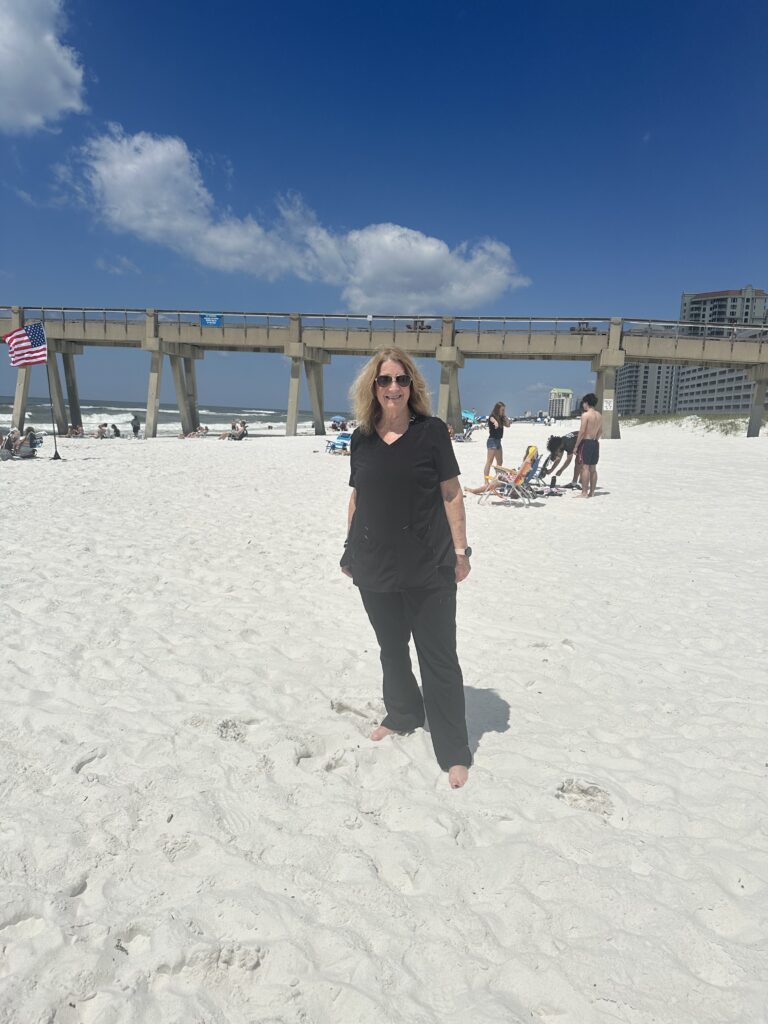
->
[341, 415, 460, 592]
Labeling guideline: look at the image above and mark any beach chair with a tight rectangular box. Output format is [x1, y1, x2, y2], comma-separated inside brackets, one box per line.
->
[477, 459, 533, 505]
[452, 423, 475, 442]
[326, 431, 352, 455]
[516, 454, 542, 501]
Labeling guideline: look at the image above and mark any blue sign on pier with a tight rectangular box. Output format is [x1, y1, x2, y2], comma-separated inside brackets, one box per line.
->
[200, 313, 223, 328]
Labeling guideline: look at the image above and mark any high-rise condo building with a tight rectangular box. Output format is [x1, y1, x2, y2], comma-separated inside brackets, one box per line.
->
[615, 363, 680, 415]
[617, 285, 767, 415]
[676, 285, 767, 413]
[679, 285, 767, 330]
[548, 388, 573, 418]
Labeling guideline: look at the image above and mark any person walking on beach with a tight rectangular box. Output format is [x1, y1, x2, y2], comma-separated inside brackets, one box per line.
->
[574, 393, 602, 498]
[340, 348, 473, 789]
[130, 414, 141, 438]
[483, 401, 510, 483]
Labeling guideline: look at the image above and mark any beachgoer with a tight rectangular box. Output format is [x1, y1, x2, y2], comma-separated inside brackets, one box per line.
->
[11, 427, 39, 457]
[92, 422, 108, 439]
[2, 429, 18, 451]
[540, 431, 580, 486]
[483, 401, 510, 483]
[110, 423, 121, 438]
[574, 393, 603, 498]
[340, 348, 473, 789]
[130, 414, 141, 438]
[219, 420, 238, 440]
[463, 472, 520, 499]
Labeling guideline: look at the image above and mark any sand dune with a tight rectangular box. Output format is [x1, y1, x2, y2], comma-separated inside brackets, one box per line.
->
[1, 423, 766, 1023]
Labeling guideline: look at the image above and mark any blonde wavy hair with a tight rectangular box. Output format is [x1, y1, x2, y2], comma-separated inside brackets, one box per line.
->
[350, 348, 432, 434]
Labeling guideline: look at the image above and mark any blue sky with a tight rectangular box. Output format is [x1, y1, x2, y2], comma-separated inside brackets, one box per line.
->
[2, 0, 767, 414]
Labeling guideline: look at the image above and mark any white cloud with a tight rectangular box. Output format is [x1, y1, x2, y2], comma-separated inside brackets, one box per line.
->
[75, 126, 530, 311]
[0, 0, 85, 133]
[95, 255, 140, 276]
[524, 382, 553, 393]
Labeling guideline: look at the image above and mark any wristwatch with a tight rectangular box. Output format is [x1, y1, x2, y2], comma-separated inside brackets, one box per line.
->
[455, 547, 472, 557]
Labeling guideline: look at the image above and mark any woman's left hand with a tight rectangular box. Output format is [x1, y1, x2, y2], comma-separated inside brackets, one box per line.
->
[455, 556, 471, 583]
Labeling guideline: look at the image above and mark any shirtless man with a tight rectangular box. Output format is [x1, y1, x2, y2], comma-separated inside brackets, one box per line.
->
[574, 393, 603, 498]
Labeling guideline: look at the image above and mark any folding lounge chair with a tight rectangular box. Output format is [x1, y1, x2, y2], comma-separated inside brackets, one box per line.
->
[326, 431, 352, 455]
[452, 423, 475, 442]
[477, 458, 534, 506]
[517, 455, 542, 501]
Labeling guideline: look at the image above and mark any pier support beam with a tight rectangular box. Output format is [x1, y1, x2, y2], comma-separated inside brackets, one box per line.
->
[145, 351, 164, 438]
[8, 307, 29, 430]
[285, 314, 303, 436]
[747, 365, 768, 437]
[48, 341, 84, 433]
[592, 334, 625, 440]
[436, 326, 464, 431]
[305, 359, 326, 435]
[170, 355, 194, 436]
[284, 314, 330, 435]
[62, 353, 82, 428]
[184, 357, 200, 430]
[143, 310, 163, 438]
[47, 353, 69, 434]
[12, 367, 32, 431]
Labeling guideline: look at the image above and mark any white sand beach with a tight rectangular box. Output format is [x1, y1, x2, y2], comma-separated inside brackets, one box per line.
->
[2, 422, 767, 1024]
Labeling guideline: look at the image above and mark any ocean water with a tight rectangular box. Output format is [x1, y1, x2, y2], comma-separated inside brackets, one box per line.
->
[0, 396, 352, 438]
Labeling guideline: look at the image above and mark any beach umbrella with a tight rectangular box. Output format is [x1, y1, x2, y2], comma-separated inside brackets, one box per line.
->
[330, 415, 345, 423]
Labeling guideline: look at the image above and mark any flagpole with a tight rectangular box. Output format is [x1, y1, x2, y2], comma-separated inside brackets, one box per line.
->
[45, 361, 62, 461]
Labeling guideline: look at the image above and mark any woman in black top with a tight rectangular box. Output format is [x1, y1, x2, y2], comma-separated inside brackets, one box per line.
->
[483, 400, 510, 482]
[341, 348, 473, 788]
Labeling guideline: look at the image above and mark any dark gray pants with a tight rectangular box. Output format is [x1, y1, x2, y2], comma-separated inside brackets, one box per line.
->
[360, 586, 471, 770]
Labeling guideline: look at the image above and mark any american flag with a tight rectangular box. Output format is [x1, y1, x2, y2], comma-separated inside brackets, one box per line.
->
[2, 322, 49, 367]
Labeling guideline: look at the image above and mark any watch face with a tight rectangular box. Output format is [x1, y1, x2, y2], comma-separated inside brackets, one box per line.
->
[465, 546, 472, 557]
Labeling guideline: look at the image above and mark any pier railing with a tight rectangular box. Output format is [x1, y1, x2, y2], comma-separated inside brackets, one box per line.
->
[2, 307, 766, 343]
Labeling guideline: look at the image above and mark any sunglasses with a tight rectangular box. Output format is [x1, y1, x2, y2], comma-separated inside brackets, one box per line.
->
[375, 373, 412, 388]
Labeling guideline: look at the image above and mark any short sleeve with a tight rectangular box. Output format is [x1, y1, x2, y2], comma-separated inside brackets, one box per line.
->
[431, 418, 460, 481]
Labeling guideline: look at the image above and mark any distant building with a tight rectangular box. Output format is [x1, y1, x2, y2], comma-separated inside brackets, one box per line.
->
[616, 363, 680, 415]
[617, 286, 768, 416]
[677, 285, 768, 413]
[548, 388, 573, 418]
[680, 285, 767, 332]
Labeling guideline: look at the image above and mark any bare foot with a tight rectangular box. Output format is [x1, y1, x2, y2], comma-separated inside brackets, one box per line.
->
[371, 725, 398, 741]
[448, 765, 469, 789]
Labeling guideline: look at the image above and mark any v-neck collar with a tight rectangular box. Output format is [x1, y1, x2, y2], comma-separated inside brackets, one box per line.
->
[375, 415, 415, 447]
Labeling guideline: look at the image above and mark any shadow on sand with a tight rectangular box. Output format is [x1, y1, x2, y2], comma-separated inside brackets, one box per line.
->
[464, 685, 511, 754]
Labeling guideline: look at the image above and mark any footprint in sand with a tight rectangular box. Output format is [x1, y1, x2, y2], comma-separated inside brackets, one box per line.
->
[555, 777, 614, 817]
[216, 719, 246, 742]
